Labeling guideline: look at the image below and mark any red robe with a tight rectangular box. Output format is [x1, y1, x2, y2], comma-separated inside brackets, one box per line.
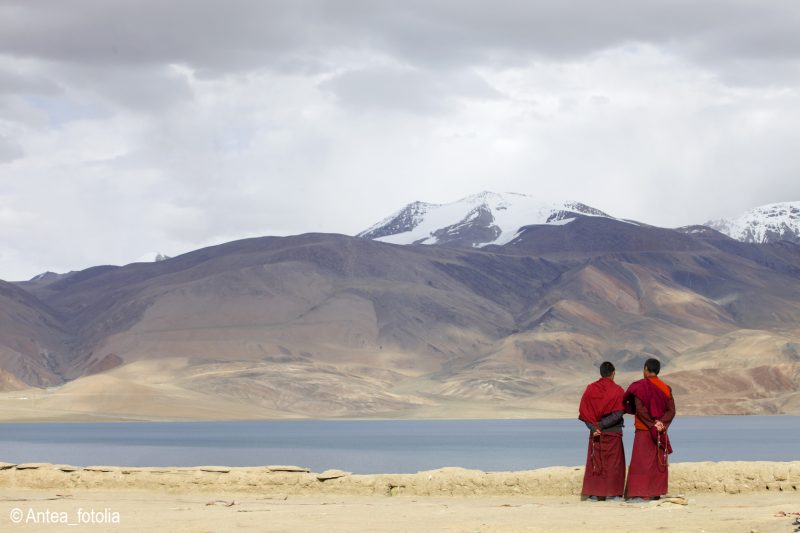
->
[578, 377, 626, 497]
[623, 377, 676, 498]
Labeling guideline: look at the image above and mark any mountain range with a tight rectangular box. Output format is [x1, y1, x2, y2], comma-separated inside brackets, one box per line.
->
[360, 192, 800, 248]
[1, 193, 799, 421]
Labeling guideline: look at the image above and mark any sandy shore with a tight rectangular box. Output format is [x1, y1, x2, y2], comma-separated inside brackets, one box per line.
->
[2, 490, 800, 532]
[0, 462, 798, 531]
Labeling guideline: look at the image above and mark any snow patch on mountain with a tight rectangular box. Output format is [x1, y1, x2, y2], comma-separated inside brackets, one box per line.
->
[706, 202, 800, 244]
[132, 252, 172, 264]
[358, 191, 613, 247]
[29, 271, 69, 283]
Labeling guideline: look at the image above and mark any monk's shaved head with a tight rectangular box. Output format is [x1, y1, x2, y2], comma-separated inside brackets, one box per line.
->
[599, 361, 615, 378]
[644, 358, 661, 375]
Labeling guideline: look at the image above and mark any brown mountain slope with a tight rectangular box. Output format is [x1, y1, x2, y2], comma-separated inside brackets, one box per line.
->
[0, 281, 70, 389]
[2, 222, 800, 419]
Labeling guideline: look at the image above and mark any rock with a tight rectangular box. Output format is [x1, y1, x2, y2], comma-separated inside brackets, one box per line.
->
[16, 463, 49, 470]
[0, 462, 17, 470]
[266, 465, 310, 473]
[83, 466, 117, 472]
[54, 465, 80, 472]
[317, 469, 350, 481]
[199, 466, 232, 473]
[657, 496, 689, 506]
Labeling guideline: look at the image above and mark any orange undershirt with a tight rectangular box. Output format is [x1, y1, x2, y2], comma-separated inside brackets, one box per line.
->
[634, 377, 672, 431]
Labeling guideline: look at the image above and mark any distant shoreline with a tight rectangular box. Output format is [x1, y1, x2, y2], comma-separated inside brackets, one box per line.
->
[1, 413, 797, 424]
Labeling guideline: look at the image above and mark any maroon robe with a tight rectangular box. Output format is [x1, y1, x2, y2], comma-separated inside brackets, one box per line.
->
[578, 377, 626, 497]
[623, 377, 676, 498]
[581, 432, 626, 497]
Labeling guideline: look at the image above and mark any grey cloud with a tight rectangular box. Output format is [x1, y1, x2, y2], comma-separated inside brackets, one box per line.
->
[0, 135, 23, 162]
[0, 68, 60, 95]
[321, 66, 500, 114]
[0, 59, 192, 120]
[1, 1, 800, 78]
[56, 64, 195, 112]
[0, 0, 335, 72]
[0, 0, 797, 131]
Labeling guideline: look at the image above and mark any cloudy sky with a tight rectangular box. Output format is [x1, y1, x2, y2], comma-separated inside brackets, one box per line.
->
[2, 1, 800, 279]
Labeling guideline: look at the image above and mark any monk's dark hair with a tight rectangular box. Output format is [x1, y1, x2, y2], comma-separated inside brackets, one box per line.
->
[644, 358, 661, 375]
[599, 361, 615, 377]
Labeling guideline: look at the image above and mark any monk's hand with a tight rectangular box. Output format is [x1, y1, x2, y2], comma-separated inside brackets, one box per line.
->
[592, 428, 602, 438]
[654, 420, 665, 432]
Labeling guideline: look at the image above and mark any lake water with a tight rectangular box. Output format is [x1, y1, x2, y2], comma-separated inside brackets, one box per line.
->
[0, 416, 796, 474]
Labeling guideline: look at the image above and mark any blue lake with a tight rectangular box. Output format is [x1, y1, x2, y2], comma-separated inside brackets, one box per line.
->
[0, 416, 796, 474]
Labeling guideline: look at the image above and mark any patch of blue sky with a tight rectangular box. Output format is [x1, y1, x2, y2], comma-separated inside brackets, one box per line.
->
[23, 95, 110, 127]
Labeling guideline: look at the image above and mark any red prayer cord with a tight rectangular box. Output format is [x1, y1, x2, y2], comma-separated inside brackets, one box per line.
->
[591, 436, 604, 475]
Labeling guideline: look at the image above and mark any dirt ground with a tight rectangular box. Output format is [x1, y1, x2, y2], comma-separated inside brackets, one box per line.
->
[1, 489, 799, 533]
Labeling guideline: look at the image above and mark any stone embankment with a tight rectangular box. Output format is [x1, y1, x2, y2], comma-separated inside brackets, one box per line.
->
[0, 461, 797, 497]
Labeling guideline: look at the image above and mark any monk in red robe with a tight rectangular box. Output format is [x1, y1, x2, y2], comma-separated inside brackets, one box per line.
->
[623, 358, 676, 501]
[578, 361, 626, 501]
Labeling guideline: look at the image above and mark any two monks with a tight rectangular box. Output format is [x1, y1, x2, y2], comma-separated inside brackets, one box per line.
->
[578, 358, 676, 502]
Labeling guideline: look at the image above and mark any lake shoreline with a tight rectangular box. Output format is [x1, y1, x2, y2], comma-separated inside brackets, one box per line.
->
[1, 461, 797, 497]
[2, 461, 797, 531]
[0, 413, 790, 424]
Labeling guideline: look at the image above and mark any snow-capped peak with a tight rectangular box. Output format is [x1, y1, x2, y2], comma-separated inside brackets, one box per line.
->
[705, 201, 800, 244]
[358, 191, 613, 248]
[132, 252, 171, 264]
[29, 271, 66, 282]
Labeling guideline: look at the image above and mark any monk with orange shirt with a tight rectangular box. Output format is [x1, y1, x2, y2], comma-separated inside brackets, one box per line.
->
[623, 358, 676, 501]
